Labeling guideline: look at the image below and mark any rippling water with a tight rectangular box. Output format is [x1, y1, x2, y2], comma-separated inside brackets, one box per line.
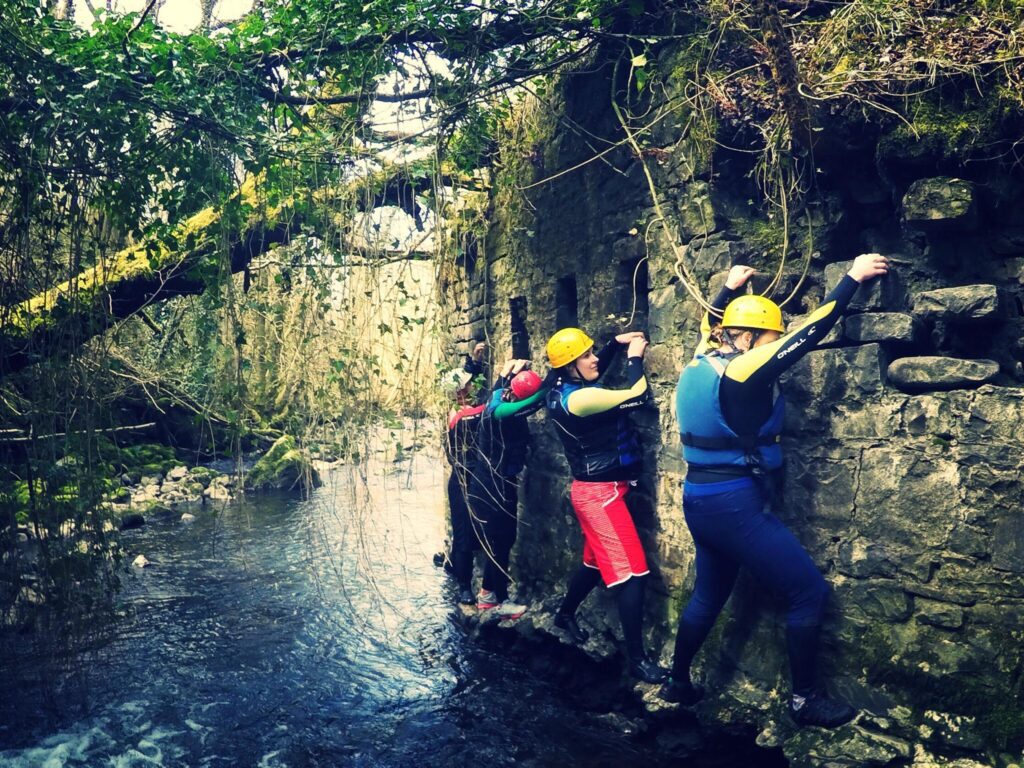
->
[0, 457, 783, 768]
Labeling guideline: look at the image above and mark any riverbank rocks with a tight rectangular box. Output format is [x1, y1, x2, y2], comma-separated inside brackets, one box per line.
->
[166, 465, 188, 481]
[913, 285, 999, 321]
[902, 177, 977, 233]
[887, 357, 999, 392]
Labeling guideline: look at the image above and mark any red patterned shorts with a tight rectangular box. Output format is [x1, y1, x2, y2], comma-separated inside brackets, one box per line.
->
[570, 480, 650, 587]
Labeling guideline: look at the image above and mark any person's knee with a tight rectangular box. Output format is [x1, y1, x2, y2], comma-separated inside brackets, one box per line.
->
[789, 574, 830, 626]
[682, 593, 726, 626]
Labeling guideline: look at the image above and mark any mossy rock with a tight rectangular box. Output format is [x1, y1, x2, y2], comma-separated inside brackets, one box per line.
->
[245, 436, 321, 492]
[186, 467, 218, 488]
[118, 444, 179, 476]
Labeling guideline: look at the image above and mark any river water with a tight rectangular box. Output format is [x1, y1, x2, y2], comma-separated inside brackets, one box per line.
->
[0, 457, 783, 768]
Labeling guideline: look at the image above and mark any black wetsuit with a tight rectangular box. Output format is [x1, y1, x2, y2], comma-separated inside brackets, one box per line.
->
[546, 339, 654, 663]
[443, 355, 486, 589]
[467, 377, 548, 602]
[446, 404, 485, 589]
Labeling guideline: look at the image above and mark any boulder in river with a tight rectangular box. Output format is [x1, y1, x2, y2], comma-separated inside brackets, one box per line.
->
[180, 513, 197, 524]
[119, 513, 145, 531]
[132, 554, 150, 568]
[245, 436, 321, 491]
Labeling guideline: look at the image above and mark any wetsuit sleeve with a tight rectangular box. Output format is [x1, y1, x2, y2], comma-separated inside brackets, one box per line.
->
[491, 387, 550, 419]
[595, 339, 621, 376]
[693, 284, 738, 358]
[723, 275, 860, 388]
[564, 358, 648, 417]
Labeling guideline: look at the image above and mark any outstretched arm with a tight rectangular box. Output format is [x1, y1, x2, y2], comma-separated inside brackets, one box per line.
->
[693, 266, 757, 358]
[492, 387, 549, 419]
[565, 356, 648, 417]
[724, 254, 890, 388]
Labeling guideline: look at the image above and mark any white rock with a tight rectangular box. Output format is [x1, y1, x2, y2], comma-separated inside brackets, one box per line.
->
[204, 485, 232, 501]
[167, 465, 189, 480]
[132, 554, 150, 568]
[180, 513, 196, 524]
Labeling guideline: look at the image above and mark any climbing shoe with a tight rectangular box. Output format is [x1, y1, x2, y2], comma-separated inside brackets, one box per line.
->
[789, 692, 856, 729]
[457, 586, 475, 605]
[658, 678, 705, 706]
[477, 589, 500, 610]
[628, 655, 669, 684]
[494, 600, 527, 620]
[554, 613, 589, 644]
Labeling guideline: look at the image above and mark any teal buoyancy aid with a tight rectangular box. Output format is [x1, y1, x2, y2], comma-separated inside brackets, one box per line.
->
[676, 353, 784, 470]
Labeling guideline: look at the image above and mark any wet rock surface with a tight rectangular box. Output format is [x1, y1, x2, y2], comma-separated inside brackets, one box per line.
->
[913, 285, 999, 322]
[902, 177, 978, 233]
[440, 47, 1024, 768]
[887, 356, 999, 392]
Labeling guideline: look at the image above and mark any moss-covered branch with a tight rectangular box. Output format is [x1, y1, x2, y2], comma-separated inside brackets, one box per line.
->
[0, 171, 394, 377]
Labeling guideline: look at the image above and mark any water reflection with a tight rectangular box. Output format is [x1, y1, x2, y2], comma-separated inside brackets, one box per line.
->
[0, 457, 780, 767]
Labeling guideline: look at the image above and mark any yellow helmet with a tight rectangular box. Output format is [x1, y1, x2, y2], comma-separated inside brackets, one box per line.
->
[546, 327, 595, 368]
[721, 295, 785, 333]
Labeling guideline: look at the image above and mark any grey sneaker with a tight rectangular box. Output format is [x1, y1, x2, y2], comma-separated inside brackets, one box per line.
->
[494, 600, 527, 620]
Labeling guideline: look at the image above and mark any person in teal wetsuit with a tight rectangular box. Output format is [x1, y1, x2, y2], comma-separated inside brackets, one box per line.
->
[468, 359, 548, 620]
[664, 254, 889, 729]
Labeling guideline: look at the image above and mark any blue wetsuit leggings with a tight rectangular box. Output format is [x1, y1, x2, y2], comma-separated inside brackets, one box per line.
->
[672, 477, 829, 694]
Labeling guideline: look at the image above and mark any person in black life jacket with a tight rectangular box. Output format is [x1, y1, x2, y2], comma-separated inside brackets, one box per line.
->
[545, 328, 667, 684]
[663, 254, 890, 729]
[468, 358, 549, 620]
[441, 342, 488, 605]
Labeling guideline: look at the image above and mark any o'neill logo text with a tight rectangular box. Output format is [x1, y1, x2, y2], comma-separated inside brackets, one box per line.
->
[776, 326, 815, 360]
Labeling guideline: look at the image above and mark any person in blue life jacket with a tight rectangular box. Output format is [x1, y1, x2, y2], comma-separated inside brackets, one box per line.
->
[662, 254, 890, 729]
[545, 328, 667, 684]
[467, 358, 549, 620]
[440, 342, 489, 604]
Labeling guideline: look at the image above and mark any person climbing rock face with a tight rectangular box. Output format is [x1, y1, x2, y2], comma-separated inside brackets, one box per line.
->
[441, 342, 488, 605]
[544, 328, 667, 684]
[467, 358, 548, 620]
[663, 254, 889, 729]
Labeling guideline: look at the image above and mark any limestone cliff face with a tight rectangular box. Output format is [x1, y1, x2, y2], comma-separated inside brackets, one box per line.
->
[442, 51, 1024, 767]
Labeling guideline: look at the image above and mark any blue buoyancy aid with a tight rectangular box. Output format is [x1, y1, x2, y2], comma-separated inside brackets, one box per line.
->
[676, 353, 784, 470]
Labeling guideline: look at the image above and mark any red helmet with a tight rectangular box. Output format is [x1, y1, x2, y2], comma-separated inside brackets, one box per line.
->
[509, 370, 542, 400]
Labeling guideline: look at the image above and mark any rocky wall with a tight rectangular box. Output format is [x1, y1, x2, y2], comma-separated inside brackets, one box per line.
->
[441, 51, 1024, 768]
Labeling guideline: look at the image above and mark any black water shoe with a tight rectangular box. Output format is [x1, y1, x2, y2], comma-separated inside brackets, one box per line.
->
[457, 587, 475, 605]
[659, 678, 705, 706]
[789, 692, 856, 729]
[554, 613, 589, 644]
[628, 656, 668, 684]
